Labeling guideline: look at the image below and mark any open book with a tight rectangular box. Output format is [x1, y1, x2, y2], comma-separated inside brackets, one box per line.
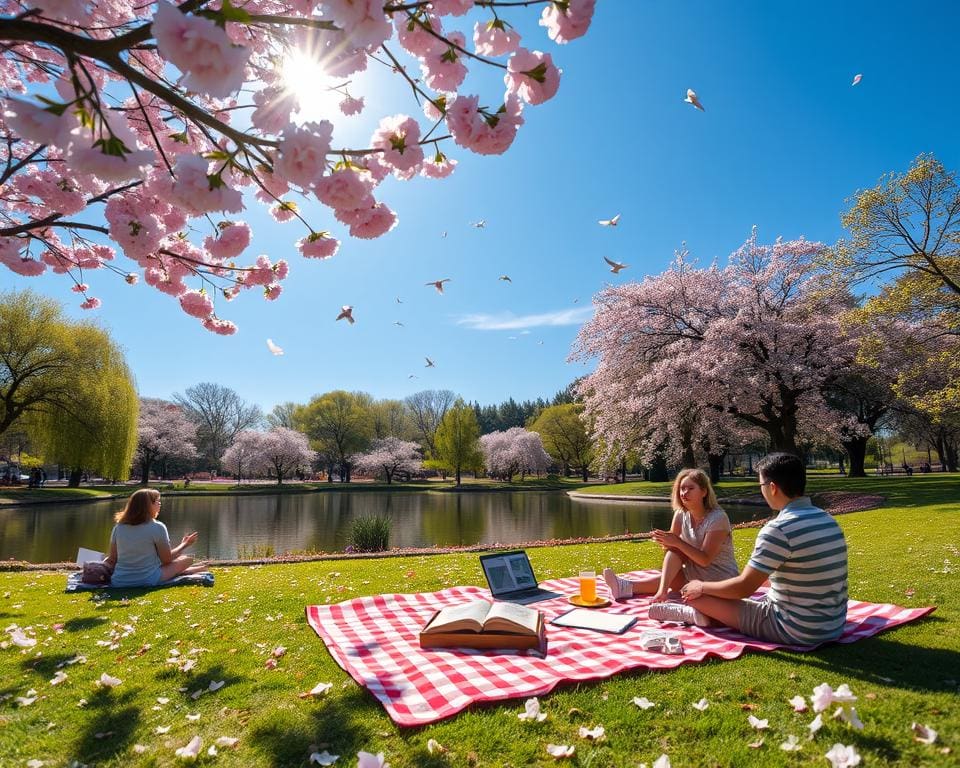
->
[422, 600, 540, 636]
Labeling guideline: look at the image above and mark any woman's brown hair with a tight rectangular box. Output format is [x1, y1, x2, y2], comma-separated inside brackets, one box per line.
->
[670, 468, 719, 513]
[115, 488, 160, 525]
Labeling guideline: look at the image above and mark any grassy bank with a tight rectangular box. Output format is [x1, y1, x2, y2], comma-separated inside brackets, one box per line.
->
[1, 482, 957, 766]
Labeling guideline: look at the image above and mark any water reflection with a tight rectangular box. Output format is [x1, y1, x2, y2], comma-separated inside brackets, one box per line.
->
[0, 491, 767, 563]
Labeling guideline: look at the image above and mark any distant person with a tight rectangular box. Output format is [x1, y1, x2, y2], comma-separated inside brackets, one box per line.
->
[661, 453, 849, 645]
[602, 468, 739, 602]
[104, 488, 206, 587]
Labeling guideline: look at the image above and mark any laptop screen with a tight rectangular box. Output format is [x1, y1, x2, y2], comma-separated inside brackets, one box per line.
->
[480, 551, 539, 596]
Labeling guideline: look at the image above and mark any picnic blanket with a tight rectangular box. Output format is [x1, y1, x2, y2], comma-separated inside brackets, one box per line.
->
[66, 571, 215, 592]
[306, 571, 934, 726]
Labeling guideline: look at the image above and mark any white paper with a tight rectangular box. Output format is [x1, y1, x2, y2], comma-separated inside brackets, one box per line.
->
[76, 547, 105, 564]
[551, 608, 636, 634]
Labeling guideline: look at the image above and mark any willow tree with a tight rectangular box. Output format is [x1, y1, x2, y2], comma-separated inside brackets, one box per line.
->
[1, 290, 137, 483]
[530, 403, 594, 480]
[35, 327, 139, 485]
[296, 390, 373, 482]
[434, 400, 482, 486]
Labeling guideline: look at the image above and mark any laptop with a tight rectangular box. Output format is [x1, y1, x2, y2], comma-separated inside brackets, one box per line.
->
[479, 550, 564, 605]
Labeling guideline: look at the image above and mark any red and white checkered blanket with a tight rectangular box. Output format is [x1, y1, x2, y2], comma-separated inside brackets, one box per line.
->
[305, 571, 934, 726]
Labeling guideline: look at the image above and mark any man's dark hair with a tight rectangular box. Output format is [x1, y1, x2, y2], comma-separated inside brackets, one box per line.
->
[756, 452, 806, 497]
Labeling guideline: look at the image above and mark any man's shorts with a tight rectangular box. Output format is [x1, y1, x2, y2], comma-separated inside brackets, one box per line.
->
[737, 598, 798, 644]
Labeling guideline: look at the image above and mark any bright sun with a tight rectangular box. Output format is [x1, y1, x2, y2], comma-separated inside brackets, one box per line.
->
[280, 49, 342, 122]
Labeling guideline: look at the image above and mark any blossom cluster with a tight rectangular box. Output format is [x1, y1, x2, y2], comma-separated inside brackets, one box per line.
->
[0, 0, 595, 331]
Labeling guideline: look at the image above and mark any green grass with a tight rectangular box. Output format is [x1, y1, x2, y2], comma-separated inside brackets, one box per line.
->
[1, 480, 957, 766]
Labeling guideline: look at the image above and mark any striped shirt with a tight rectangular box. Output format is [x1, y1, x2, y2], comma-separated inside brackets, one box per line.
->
[747, 497, 848, 644]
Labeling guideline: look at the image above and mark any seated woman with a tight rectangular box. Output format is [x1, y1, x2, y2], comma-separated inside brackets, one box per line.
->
[104, 488, 207, 587]
[602, 468, 739, 608]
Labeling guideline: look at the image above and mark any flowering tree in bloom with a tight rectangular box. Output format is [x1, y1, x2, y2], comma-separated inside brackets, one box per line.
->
[574, 232, 859, 459]
[353, 436, 421, 483]
[134, 397, 198, 483]
[223, 426, 315, 483]
[479, 426, 550, 481]
[0, 0, 595, 332]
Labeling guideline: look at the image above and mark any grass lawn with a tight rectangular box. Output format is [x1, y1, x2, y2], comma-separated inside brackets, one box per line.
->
[1, 477, 957, 766]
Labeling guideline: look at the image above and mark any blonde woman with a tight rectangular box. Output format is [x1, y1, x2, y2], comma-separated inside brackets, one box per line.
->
[104, 488, 206, 587]
[602, 468, 739, 607]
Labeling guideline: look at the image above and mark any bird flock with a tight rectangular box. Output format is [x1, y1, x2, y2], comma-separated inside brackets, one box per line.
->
[267, 74, 864, 365]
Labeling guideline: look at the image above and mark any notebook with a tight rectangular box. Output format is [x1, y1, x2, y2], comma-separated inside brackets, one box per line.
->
[479, 550, 564, 605]
[550, 608, 637, 634]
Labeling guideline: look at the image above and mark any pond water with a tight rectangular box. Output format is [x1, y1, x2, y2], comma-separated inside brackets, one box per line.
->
[0, 491, 768, 563]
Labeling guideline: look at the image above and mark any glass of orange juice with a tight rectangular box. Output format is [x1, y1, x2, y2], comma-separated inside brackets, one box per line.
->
[579, 570, 597, 603]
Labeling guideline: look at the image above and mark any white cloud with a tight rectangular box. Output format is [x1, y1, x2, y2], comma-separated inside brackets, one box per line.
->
[456, 307, 593, 331]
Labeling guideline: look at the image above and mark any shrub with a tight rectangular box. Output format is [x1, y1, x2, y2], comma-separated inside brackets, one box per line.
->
[347, 515, 392, 553]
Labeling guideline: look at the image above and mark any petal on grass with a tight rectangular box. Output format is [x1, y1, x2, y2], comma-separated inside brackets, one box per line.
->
[310, 751, 339, 765]
[789, 695, 808, 712]
[780, 735, 802, 752]
[824, 743, 861, 768]
[911, 722, 938, 744]
[633, 697, 656, 710]
[692, 698, 709, 711]
[748, 715, 769, 730]
[98, 673, 122, 688]
[578, 725, 605, 740]
[426, 739, 447, 754]
[300, 682, 333, 698]
[546, 744, 575, 758]
[174, 736, 202, 761]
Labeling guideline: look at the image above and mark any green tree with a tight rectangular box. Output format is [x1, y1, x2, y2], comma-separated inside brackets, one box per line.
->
[0, 290, 138, 483]
[35, 327, 138, 484]
[530, 403, 594, 481]
[433, 400, 482, 486]
[296, 391, 373, 482]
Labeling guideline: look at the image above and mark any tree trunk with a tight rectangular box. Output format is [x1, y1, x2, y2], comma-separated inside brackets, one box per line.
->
[582, 464, 589, 482]
[707, 453, 724, 485]
[842, 437, 868, 477]
[68, 467, 83, 487]
[385, 468, 393, 484]
[838, 453, 845, 475]
[140, 459, 151, 485]
[946, 442, 959, 473]
[455, 466, 461, 486]
[620, 456, 627, 484]
[648, 454, 669, 482]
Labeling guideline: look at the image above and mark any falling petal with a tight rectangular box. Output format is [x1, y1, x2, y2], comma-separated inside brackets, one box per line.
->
[789, 695, 808, 712]
[546, 744, 575, 758]
[98, 673, 122, 688]
[852, 74, 862, 86]
[780, 735, 802, 752]
[911, 722, 938, 744]
[693, 698, 709, 711]
[310, 751, 339, 765]
[633, 696, 656, 710]
[748, 715, 769, 730]
[824, 743, 861, 768]
[426, 739, 447, 754]
[578, 725, 605, 740]
[808, 713, 824, 737]
[174, 736, 202, 761]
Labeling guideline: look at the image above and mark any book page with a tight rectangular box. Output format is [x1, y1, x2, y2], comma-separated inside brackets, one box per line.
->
[483, 601, 540, 635]
[423, 600, 491, 634]
[550, 608, 637, 634]
[76, 547, 105, 565]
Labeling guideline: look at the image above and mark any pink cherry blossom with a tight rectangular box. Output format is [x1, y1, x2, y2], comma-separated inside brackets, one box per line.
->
[276, 121, 333, 188]
[201, 317, 238, 335]
[371, 115, 424, 177]
[204, 222, 251, 261]
[335, 201, 398, 239]
[431, 0, 474, 15]
[505, 48, 561, 105]
[79, 296, 102, 309]
[297, 232, 340, 260]
[445, 94, 524, 155]
[396, 12, 446, 58]
[474, 19, 521, 56]
[540, 0, 596, 44]
[251, 88, 299, 134]
[323, 0, 391, 49]
[178, 290, 214, 319]
[339, 95, 365, 116]
[169, 155, 243, 214]
[152, 2, 250, 99]
[71, 283, 88, 292]
[3, 98, 66, 145]
[421, 32, 468, 92]
[420, 150, 457, 179]
[315, 167, 376, 211]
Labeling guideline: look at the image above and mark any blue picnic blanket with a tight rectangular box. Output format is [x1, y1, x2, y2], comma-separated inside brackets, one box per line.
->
[66, 571, 214, 592]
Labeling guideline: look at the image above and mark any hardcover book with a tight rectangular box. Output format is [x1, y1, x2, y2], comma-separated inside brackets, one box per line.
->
[420, 600, 546, 651]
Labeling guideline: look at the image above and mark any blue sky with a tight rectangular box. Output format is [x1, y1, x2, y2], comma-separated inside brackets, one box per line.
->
[9, 0, 960, 414]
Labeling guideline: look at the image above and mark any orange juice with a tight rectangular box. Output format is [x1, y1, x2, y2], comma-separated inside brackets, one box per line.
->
[579, 571, 597, 602]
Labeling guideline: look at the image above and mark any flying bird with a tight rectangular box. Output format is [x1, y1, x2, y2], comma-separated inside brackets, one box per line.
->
[537, 340, 544, 345]
[684, 88, 705, 111]
[408, 374, 418, 379]
[393, 321, 404, 327]
[336, 305, 354, 324]
[573, 297, 580, 303]
[266, 338, 284, 356]
[471, 219, 486, 228]
[425, 357, 435, 368]
[498, 275, 512, 283]
[604, 256, 629, 274]
[396, 296, 403, 303]
[440, 231, 447, 238]
[598, 213, 621, 227]
[425, 278, 451, 294]
[851, 73, 862, 86]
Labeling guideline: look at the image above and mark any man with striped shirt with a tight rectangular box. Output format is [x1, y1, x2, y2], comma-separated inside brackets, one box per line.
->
[674, 453, 849, 645]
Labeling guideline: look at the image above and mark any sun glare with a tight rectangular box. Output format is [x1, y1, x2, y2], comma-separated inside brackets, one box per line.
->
[281, 49, 343, 123]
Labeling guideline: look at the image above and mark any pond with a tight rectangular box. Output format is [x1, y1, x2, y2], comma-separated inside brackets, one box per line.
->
[0, 491, 769, 563]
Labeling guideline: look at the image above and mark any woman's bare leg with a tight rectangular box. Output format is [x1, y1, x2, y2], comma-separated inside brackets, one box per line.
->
[651, 550, 686, 601]
[160, 555, 208, 582]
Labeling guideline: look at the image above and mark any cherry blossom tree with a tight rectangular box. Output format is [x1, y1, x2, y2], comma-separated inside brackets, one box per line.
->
[257, 425, 316, 483]
[0, 1, 595, 332]
[574, 232, 859, 459]
[353, 436, 421, 483]
[134, 397, 197, 483]
[220, 428, 262, 482]
[479, 426, 550, 481]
